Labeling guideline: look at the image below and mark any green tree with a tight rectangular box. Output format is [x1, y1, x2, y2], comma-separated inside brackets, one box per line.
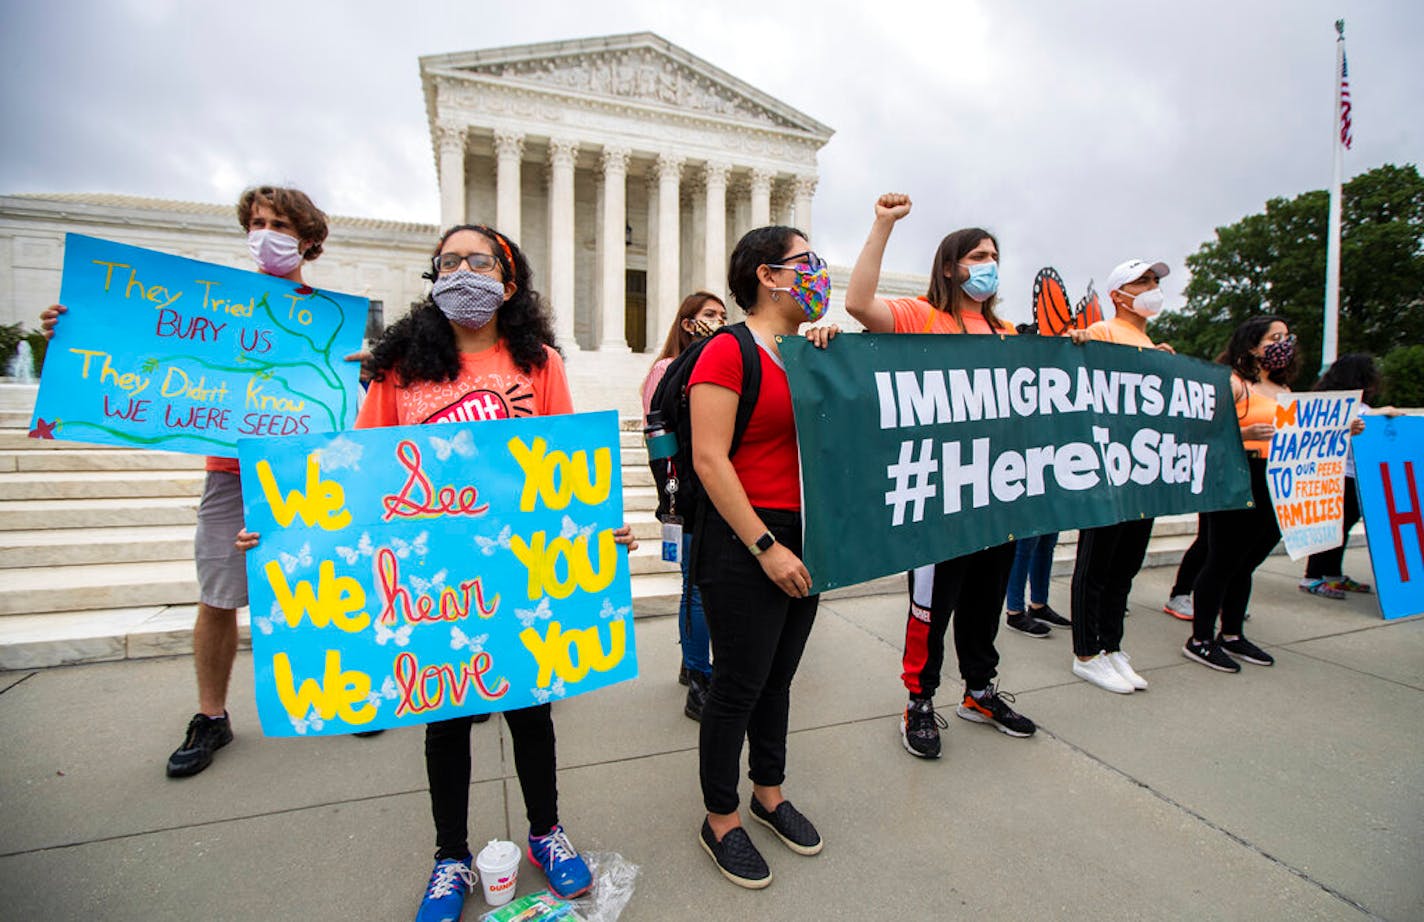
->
[1155, 163, 1424, 380]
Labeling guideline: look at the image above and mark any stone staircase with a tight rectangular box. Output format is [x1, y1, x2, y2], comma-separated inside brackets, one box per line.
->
[1, 381, 1338, 670]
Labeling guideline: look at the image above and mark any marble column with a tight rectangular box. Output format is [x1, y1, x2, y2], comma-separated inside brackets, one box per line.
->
[771, 183, 793, 227]
[702, 161, 730, 297]
[653, 153, 685, 345]
[493, 129, 524, 241]
[546, 138, 580, 352]
[686, 174, 706, 298]
[598, 146, 631, 353]
[644, 173, 661, 351]
[793, 175, 818, 241]
[436, 122, 467, 228]
[749, 168, 773, 227]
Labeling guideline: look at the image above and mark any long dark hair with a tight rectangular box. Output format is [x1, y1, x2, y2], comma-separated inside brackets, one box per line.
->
[728, 225, 805, 312]
[1220, 314, 1299, 386]
[1315, 352, 1380, 401]
[925, 227, 1009, 332]
[369, 224, 559, 384]
[642, 290, 724, 394]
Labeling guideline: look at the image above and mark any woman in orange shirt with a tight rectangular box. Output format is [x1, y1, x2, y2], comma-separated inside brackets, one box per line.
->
[846, 193, 1036, 761]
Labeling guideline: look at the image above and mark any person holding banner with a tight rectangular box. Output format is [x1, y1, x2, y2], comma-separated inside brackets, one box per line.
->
[243, 223, 637, 919]
[846, 193, 1037, 759]
[39, 185, 375, 778]
[1062, 259, 1176, 693]
[690, 225, 837, 889]
[641, 291, 728, 721]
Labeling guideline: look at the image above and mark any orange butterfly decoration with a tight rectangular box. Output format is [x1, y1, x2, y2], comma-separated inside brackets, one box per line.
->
[1032, 268, 1102, 336]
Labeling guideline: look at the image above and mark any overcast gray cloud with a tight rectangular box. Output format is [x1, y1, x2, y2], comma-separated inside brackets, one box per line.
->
[2, 0, 1419, 324]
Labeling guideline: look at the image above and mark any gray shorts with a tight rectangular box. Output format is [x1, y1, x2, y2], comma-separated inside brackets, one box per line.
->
[194, 470, 249, 610]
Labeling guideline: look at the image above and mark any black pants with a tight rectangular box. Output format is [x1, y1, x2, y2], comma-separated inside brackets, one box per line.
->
[900, 543, 1015, 698]
[427, 705, 558, 860]
[1170, 517, 1207, 597]
[1070, 518, 1155, 657]
[1304, 476, 1362, 579]
[696, 507, 819, 816]
[1192, 458, 1280, 641]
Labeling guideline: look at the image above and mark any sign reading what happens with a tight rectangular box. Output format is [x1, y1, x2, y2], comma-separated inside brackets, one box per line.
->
[1265, 390, 1362, 560]
[238, 410, 637, 737]
[30, 233, 365, 455]
[781, 334, 1254, 593]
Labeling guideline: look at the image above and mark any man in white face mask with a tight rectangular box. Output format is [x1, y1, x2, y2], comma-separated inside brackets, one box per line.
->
[1073, 258, 1176, 353]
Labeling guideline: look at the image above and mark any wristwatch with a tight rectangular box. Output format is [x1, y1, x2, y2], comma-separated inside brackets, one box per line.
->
[748, 531, 776, 556]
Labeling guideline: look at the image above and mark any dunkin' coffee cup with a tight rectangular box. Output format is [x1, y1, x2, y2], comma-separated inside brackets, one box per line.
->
[475, 839, 521, 906]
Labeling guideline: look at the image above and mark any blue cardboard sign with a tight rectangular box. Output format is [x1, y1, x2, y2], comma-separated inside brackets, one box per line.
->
[1352, 416, 1424, 620]
[30, 233, 364, 455]
[238, 410, 638, 736]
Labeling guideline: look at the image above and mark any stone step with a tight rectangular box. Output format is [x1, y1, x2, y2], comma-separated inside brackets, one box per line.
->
[0, 448, 206, 473]
[0, 496, 200, 530]
[0, 428, 143, 451]
[0, 410, 33, 429]
[0, 524, 197, 569]
[1, 559, 200, 616]
[0, 469, 207, 501]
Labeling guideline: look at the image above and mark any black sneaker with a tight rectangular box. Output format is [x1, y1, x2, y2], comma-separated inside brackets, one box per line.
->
[700, 819, 771, 889]
[684, 670, 711, 722]
[1030, 604, 1071, 628]
[750, 797, 823, 856]
[900, 697, 946, 759]
[678, 664, 691, 687]
[956, 685, 1036, 737]
[1217, 633, 1274, 666]
[1182, 638, 1241, 673]
[352, 730, 385, 738]
[166, 712, 233, 778]
[1005, 611, 1051, 638]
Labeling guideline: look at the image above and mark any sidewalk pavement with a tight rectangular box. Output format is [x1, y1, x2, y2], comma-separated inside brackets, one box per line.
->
[1, 546, 1420, 921]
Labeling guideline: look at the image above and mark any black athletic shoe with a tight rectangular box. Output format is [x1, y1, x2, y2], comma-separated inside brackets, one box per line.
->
[750, 797, 823, 856]
[700, 819, 771, 889]
[352, 730, 384, 738]
[1217, 633, 1274, 666]
[956, 685, 1036, 737]
[684, 670, 711, 722]
[1182, 638, 1241, 673]
[472, 713, 491, 724]
[166, 712, 233, 778]
[900, 697, 946, 759]
[678, 664, 691, 686]
[1031, 604, 1072, 628]
[1005, 611, 1051, 638]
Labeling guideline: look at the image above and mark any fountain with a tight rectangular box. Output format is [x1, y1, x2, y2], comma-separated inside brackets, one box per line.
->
[6, 340, 36, 383]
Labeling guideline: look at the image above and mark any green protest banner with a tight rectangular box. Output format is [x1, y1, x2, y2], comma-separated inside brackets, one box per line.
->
[781, 334, 1253, 593]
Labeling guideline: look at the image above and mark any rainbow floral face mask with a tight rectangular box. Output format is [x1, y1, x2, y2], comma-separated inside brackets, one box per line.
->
[769, 251, 831, 322]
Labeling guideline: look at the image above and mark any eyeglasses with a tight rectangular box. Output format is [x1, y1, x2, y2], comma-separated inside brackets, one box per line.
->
[433, 252, 500, 274]
[767, 251, 826, 274]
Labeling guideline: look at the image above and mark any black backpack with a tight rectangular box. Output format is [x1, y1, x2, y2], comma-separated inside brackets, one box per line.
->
[645, 322, 761, 529]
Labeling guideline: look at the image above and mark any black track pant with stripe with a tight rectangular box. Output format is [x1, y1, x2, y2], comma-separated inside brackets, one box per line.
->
[900, 543, 1015, 698]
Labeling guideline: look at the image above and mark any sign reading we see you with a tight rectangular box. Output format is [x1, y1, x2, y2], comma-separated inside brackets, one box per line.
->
[238, 411, 638, 737]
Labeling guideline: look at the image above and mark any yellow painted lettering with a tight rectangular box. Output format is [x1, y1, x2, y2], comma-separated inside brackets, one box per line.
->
[263, 559, 369, 632]
[255, 453, 352, 530]
[272, 649, 375, 724]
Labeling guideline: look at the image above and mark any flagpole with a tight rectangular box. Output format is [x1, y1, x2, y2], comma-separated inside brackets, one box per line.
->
[1321, 19, 1346, 374]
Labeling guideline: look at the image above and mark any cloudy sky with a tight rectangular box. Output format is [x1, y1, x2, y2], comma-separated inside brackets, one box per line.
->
[2, 0, 1419, 325]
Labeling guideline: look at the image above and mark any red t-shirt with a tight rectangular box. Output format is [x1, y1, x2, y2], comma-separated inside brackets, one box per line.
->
[687, 332, 800, 511]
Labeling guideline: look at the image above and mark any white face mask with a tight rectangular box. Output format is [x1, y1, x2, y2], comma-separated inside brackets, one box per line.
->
[1119, 287, 1163, 318]
[247, 229, 304, 276]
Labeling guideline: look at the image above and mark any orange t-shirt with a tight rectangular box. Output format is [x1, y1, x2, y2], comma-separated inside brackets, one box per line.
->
[356, 342, 572, 428]
[885, 297, 1017, 336]
[1085, 316, 1155, 349]
[1235, 376, 1279, 455]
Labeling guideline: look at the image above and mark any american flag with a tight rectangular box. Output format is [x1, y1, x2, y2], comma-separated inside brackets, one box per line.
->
[1338, 48, 1353, 150]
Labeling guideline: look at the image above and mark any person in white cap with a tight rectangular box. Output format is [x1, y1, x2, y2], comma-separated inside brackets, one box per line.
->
[1065, 259, 1175, 693]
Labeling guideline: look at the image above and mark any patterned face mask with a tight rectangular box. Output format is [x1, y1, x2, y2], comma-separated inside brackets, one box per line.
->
[688, 316, 724, 339]
[769, 251, 831, 322]
[432, 271, 505, 330]
[1260, 334, 1297, 370]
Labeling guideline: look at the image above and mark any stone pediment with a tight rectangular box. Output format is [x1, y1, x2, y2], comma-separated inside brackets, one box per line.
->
[423, 33, 832, 139]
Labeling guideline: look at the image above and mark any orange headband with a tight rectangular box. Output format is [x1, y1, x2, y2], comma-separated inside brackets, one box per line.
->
[478, 226, 515, 273]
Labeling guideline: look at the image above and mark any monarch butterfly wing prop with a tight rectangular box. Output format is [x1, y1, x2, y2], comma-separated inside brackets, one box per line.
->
[1032, 268, 1073, 336]
[1074, 281, 1103, 330]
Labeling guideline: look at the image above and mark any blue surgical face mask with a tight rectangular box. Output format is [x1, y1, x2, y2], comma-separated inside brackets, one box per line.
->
[960, 261, 999, 302]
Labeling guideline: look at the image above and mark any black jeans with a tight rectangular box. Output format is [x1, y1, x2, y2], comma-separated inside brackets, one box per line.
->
[696, 506, 818, 816]
[427, 704, 558, 860]
[900, 542, 1015, 697]
[1170, 517, 1207, 597]
[1192, 458, 1280, 641]
[1304, 476, 1362, 579]
[1070, 518, 1155, 657]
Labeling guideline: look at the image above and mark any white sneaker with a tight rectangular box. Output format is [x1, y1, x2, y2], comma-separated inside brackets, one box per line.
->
[1105, 650, 1148, 690]
[1072, 654, 1134, 694]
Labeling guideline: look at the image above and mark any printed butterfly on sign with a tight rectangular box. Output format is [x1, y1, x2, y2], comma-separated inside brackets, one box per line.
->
[374, 619, 414, 647]
[1033, 267, 1103, 336]
[430, 429, 477, 461]
[389, 531, 430, 560]
[335, 531, 375, 565]
[531, 678, 567, 704]
[475, 524, 514, 557]
[254, 599, 285, 636]
[599, 598, 631, 620]
[516, 597, 554, 629]
[560, 515, 595, 541]
[291, 707, 325, 735]
[410, 568, 448, 595]
[451, 625, 489, 654]
[365, 675, 401, 710]
[279, 541, 313, 574]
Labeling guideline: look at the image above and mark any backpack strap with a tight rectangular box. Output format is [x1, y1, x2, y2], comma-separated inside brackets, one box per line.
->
[725, 322, 762, 457]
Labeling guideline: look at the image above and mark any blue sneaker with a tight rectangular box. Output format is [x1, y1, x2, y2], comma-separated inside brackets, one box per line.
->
[526, 825, 592, 899]
[415, 856, 476, 922]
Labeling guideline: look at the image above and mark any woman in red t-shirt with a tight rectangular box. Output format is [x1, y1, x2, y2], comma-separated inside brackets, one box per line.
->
[689, 225, 836, 889]
[845, 193, 1037, 761]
